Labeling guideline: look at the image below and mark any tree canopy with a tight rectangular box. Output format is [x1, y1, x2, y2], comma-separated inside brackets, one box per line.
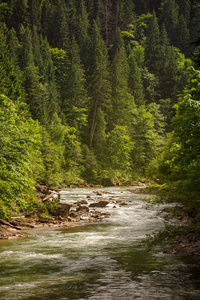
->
[0, 0, 200, 218]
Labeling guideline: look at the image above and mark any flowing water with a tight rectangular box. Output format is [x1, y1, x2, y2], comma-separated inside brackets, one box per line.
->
[0, 187, 200, 300]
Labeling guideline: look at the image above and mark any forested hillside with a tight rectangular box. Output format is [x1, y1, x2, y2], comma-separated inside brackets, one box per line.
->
[0, 0, 200, 219]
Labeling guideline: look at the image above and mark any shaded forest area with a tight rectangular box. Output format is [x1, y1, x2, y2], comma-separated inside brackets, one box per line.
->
[0, 0, 200, 220]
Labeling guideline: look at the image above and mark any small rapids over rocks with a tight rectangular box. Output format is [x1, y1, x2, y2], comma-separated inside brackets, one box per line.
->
[0, 186, 200, 300]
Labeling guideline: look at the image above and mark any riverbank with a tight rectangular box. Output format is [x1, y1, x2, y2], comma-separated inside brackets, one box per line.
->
[1, 185, 200, 257]
[0, 187, 129, 240]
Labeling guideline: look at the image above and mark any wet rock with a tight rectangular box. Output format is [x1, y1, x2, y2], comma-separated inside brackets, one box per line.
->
[76, 205, 89, 213]
[0, 227, 23, 239]
[68, 216, 77, 222]
[76, 199, 88, 205]
[54, 203, 71, 217]
[69, 210, 79, 218]
[94, 190, 104, 196]
[89, 200, 109, 208]
[35, 184, 50, 195]
[37, 216, 53, 223]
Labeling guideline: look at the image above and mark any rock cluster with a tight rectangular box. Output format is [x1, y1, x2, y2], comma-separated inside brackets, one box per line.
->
[0, 189, 129, 239]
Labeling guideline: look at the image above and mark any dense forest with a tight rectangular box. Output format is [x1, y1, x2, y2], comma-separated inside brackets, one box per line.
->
[0, 0, 200, 220]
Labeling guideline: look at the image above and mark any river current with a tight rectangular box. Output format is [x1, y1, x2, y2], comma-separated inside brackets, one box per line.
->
[0, 187, 200, 299]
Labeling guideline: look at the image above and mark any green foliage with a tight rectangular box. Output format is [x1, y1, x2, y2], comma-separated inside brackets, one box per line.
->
[155, 67, 200, 219]
[104, 125, 133, 179]
[167, 67, 200, 178]
[130, 105, 160, 177]
[1, 0, 200, 220]
[0, 94, 42, 213]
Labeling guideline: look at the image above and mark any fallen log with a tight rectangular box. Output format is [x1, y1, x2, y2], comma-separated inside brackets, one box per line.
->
[0, 218, 21, 230]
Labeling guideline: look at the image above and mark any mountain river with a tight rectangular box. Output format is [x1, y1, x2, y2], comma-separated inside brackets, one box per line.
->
[0, 186, 200, 299]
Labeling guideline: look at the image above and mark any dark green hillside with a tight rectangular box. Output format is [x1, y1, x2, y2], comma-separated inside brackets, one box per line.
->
[0, 0, 200, 218]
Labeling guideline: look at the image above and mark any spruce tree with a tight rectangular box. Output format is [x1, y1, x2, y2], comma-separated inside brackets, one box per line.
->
[145, 11, 160, 76]
[160, 0, 179, 45]
[76, 0, 90, 67]
[109, 43, 134, 128]
[88, 21, 112, 149]
[19, 26, 41, 119]
[175, 14, 190, 55]
[128, 57, 144, 105]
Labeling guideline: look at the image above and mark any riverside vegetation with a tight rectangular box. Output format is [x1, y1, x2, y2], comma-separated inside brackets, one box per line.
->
[0, 0, 200, 242]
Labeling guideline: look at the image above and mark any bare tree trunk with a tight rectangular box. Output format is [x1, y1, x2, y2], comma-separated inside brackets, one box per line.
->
[89, 100, 98, 149]
[115, 0, 119, 31]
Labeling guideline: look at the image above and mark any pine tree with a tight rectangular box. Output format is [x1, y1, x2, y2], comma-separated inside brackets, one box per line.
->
[175, 14, 190, 55]
[32, 26, 42, 69]
[7, 28, 20, 65]
[27, 0, 41, 30]
[109, 44, 134, 128]
[145, 11, 160, 75]
[160, 0, 179, 45]
[19, 26, 41, 119]
[0, 23, 25, 101]
[117, 0, 136, 29]
[5, 0, 28, 31]
[88, 21, 112, 148]
[176, 0, 191, 22]
[67, 37, 88, 108]
[128, 57, 144, 105]
[75, 0, 90, 70]
[45, 0, 70, 50]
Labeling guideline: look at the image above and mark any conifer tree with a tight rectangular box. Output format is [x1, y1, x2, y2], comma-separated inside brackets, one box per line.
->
[160, 0, 179, 45]
[175, 14, 190, 55]
[145, 11, 160, 76]
[5, 0, 28, 31]
[76, 0, 90, 67]
[176, 0, 191, 22]
[27, 0, 41, 30]
[0, 23, 24, 101]
[32, 26, 42, 69]
[88, 21, 112, 148]
[117, 0, 136, 29]
[67, 37, 88, 109]
[19, 26, 41, 119]
[128, 57, 144, 105]
[109, 44, 134, 128]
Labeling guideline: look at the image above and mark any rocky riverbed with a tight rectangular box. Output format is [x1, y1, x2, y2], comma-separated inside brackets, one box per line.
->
[1, 186, 200, 257]
[0, 188, 129, 240]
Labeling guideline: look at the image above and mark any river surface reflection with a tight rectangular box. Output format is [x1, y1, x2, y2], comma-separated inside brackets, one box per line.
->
[0, 187, 200, 299]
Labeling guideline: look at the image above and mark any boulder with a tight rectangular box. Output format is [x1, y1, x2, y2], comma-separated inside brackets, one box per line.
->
[96, 191, 104, 196]
[68, 211, 81, 222]
[35, 184, 49, 195]
[119, 202, 128, 206]
[76, 205, 89, 213]
[89, 200, 109, 208]
[54, 203, 71, 217]
[76, 199, 88, 205]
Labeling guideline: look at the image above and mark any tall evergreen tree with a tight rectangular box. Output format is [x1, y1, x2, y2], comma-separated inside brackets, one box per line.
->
[145, 11, 160, 75]
[109, 42, 134, 128]
[67, 37, 88, 109]
[27, 0, 41, 30]
[76, 0, 90, 67]
[0, 23, 24, 101]
[128, 57, 144, 105]
[88, 21, 112, 148]
[175, 14, 190, 55]
[19, 26, 41, 119]
[160, 0, 179, 45]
